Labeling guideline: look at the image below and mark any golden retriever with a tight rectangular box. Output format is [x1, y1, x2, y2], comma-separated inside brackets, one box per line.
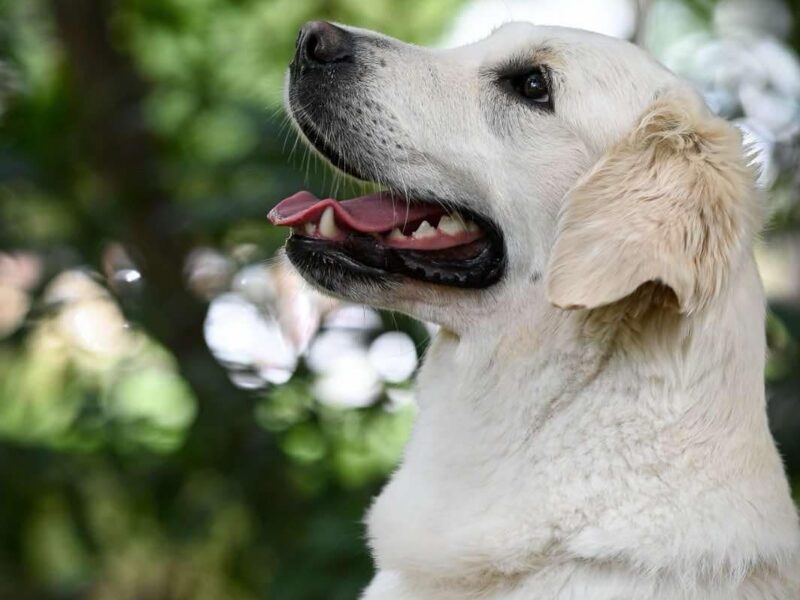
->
[269, 21, 800, 599]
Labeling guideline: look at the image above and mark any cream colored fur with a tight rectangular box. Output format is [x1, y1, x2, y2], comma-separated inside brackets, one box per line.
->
[285, 22, 800, 599]
[547, 92, 761, 315]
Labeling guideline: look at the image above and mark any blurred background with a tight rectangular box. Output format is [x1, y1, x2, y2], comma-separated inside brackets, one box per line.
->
[0, 0, 798, 598]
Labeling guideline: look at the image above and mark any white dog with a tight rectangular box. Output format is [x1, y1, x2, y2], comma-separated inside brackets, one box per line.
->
[269, 20, 800, 599]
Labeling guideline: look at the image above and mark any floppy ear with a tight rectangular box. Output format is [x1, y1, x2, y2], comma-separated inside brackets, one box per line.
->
[545, 91, 761, 315]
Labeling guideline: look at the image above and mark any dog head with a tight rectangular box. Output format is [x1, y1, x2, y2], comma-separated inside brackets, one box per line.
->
[270, 22, 759, 329]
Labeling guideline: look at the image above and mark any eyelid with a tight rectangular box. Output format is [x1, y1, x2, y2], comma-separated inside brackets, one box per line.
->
[494, 59, 548, 80]
[493, 65, 554, 110]
[496, 66, 550, 92]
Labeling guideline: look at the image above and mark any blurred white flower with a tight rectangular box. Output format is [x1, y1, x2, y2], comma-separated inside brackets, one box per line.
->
[752, 38, 800, 100]
[306, 329, 366, 374]
[703, 87, 739, 117]
[738, 82, 800, 139]
[324, 304, 382, 330]
[61, 299, 128, 356]
[186, 247, 234, 300]
[204, 292, 297, 385]
[714, 0, 792, 40]
[368, 332, 418, 383]
[40, 270, 138, 362]
[213, 259, 329, 387]
[647, 0, 800, 203]
[44, 269, 102, 306]
[691, 39, 767, 103]
[233, 264, 278, 306]
[312, 352, 381, 408]
[269, 257, 329, 354]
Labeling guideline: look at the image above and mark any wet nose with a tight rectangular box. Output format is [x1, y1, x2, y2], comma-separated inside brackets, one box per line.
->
[295, 21, 353, 67]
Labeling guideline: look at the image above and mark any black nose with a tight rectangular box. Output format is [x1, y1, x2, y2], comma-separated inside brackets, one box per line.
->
[295, 21, 353, 67]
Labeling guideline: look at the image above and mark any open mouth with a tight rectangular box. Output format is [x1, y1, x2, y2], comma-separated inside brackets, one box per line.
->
[269, 190, 505, 289]
[272, 93, 505, 290]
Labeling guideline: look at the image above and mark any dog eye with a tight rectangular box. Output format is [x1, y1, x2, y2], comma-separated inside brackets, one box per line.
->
[521, 72, 548, 101]
[504, 70, 551, 105]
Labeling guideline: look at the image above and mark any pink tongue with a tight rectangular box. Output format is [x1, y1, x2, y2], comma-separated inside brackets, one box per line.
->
[268, 191, 445, 233]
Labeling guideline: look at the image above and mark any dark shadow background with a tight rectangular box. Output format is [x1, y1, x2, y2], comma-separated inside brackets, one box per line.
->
[0, 0, 798, 598]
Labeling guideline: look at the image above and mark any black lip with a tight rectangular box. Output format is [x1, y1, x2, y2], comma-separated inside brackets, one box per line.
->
[286, 234, 397, 295]
[285, 216, 505, 290]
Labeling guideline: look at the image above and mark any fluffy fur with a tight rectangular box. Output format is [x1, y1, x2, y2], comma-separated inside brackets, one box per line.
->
[547, 91, 762, 315]
[284, 22, 800, 599]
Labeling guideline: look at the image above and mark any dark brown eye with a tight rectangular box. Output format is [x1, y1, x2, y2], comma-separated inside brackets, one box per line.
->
[522, 72, 549, 102]
[502, 69, 551, 107]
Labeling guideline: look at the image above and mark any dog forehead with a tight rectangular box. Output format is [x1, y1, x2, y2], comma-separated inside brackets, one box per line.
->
[458, 22, 655, 73]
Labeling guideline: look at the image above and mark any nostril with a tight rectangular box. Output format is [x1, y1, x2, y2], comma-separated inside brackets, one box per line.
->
[298, 21, 353, 66]
[305, 31, 321, 60]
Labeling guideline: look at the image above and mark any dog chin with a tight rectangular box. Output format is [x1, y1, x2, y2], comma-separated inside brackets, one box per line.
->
[284, 235, 491, 327]
[284, 234, 399, 301]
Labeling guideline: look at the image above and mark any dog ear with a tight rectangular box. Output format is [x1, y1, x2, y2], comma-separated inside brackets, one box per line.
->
[545, 90, 761, 315]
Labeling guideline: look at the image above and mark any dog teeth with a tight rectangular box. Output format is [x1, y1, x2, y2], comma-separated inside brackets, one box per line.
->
[304, 222, 317, 235]
[319, 207, 340, 238]
[388, 228, 406, 241]
[437, 215, 467, 236]
[412, 221, 436, 239]
[465, 220, 480, 233]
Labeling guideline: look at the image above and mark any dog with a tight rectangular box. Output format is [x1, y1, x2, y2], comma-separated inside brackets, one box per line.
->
[269, 20, 800, 599]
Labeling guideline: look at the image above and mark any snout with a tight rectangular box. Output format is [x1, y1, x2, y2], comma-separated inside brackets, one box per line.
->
[286, 20, 371, 179]
[280, 22, 507, 295]
[292, 21, 354, 71]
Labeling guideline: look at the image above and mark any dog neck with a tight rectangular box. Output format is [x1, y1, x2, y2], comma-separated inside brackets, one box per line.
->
[366, 254, 799, 591]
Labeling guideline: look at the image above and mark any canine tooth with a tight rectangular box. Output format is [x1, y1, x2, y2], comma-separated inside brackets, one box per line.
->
[304, 222, 317, 235]
[388, 228, 406, 241]
[319, 207, 340, 238]
[412, 221, 436, 239]
[437, 215, 467, 236]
